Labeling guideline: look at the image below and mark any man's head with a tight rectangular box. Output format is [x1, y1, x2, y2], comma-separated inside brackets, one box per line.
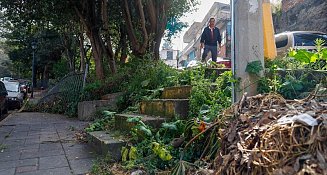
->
[209, 17, 215, 27]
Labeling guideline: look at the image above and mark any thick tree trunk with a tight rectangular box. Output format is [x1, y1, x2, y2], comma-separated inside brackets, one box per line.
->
[78, 23, 87, 72]
[62, 33, 75, 72]
[78, 32, 86, 72]
[87, 29, 104, 80]
[101, 0, 116, 74]
[72, 0, 108, 80]
[122, 0, 149, 56]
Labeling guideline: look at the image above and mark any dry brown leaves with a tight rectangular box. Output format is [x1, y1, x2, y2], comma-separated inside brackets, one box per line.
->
[214, 93, 327, 175]
[74, 130, 88, 143]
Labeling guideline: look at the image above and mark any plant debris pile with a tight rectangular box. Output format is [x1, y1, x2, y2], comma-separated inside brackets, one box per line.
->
[214, 93, 327, 175]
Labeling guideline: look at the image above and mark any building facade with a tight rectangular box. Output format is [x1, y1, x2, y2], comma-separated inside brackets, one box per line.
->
[159, 49, 180, 68]
[179, 2, 231, 66]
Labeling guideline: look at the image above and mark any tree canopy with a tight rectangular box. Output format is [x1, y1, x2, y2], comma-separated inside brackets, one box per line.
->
[0, 0, 198, 81]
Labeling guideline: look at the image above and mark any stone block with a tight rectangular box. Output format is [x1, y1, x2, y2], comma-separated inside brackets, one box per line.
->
[78, 100, 115, 121]
[115, 114, 166, 131]
[161, 85, 192, 99]
[140, 99, 189, 118]
[101, 92, 124, 101]
[87, 131, 126, 161]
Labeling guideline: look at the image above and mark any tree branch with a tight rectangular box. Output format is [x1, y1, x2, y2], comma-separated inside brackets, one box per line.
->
[136, 0, 149, 53]
[122, 0, 139, 51]
[145, 0, 156, 33]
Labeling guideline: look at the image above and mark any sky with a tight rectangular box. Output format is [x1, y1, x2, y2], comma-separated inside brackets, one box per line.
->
[170, 0, 280, 50]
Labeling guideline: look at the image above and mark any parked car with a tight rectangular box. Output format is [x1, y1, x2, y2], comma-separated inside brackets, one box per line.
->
[275, 31, 327, 56]
[4, 81, 25, 109]
[0, 81, 8, 116]
[2, 77, 13, 82]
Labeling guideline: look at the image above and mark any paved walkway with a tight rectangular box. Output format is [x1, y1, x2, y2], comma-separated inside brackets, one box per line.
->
[0, 112, 95, 175]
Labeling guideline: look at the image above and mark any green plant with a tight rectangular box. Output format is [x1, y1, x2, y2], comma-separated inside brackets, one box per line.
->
[288, 39, 327, 70]
[90, 155, 114, 175]
[278, 72, 316, 99]
[245, 60, 263, 75]
[85, 111, 116, 132]
[189, 70, 232, 121]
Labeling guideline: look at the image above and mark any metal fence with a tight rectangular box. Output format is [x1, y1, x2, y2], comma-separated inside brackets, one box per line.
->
[38, 73, 84, 104]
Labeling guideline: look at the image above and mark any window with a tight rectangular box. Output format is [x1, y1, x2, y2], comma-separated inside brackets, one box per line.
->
[294, 33, 327, 46]
[221, 30, 226, 45]
[275, 34, 288, 48]
[227, 21, 231, 37]
[167, 51, 173, 60]
[188, 51, 196, 60]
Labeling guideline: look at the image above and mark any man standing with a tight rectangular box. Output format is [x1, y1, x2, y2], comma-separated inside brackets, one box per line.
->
[200, 17, 222, 62]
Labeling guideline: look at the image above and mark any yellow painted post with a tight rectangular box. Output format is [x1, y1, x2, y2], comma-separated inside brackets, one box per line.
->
[262, 0, 277, 59]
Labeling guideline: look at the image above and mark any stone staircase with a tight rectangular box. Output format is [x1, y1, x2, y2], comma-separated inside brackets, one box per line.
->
[87, 85, 192, 161]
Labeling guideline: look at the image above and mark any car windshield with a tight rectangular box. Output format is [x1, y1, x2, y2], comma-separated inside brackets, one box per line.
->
[294, 33, 327, 46]
[4, 83, 19, 92]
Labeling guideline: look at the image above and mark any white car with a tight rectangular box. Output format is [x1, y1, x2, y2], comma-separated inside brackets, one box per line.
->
[275, 31, 327, 56]
[4, 81, 25, 109]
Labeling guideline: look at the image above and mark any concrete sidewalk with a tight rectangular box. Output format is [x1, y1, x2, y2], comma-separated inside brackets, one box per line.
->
[0, 112, 95, 175]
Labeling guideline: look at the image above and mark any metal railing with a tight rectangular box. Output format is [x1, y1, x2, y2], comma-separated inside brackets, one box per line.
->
[38, 73, 84, 104]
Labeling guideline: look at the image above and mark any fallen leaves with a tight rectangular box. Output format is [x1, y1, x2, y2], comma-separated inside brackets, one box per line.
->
[214, 92, 327, 175]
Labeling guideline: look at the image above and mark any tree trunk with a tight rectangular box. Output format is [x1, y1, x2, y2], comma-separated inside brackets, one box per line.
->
[62, 33, 75, 72]
[43, 64, 49, 88]
[122, 0, 149, 56]
[87, 29, 104, 80]
[101, 0, 116, 74]
[78, 32, 86, 72]
[72, 0, 106, 80]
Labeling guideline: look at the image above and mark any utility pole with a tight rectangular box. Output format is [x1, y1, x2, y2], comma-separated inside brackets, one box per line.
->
[231, 0, 265, 102]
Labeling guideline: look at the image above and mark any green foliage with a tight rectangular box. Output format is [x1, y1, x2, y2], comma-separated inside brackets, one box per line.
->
[52, 59, 70, 80]
[245, 60, 263, 75]
[81, 80, 103, 101]
[288, 39, 327, 70]
[91, 155, 114, 175]
[279, 73, 316, 99]
[258, 41, 327, 99]
[189, 70, 232, 121]
[100, 59, 181, 112]
[165, 18, 188, 41]
[127, 117, 153, 139]
[85, 110, 116, 132]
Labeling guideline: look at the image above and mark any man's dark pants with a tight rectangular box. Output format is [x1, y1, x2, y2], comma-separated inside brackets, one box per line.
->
[202, 45, 218, 62]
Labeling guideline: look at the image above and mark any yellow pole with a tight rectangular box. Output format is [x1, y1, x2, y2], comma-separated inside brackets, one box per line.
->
[262, 0, 277, 59]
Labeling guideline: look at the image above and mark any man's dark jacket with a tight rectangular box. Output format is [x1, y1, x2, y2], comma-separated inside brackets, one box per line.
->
[200, 26, 222, 46]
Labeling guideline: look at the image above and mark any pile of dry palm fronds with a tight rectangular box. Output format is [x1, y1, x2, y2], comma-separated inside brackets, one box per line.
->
[214, 92, 327, 175]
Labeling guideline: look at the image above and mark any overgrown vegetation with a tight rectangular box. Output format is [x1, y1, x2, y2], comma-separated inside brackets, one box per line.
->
[258, 39, 327, 99]
[88, 39, 326, 175]
[84, 61, 233, 174]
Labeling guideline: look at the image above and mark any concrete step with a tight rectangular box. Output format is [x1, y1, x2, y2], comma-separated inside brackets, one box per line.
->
[115, 114, 166, 131]
[140, 99, 189, 118]
[87, 131, 127, 161]
[161, 85, 192, 99]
